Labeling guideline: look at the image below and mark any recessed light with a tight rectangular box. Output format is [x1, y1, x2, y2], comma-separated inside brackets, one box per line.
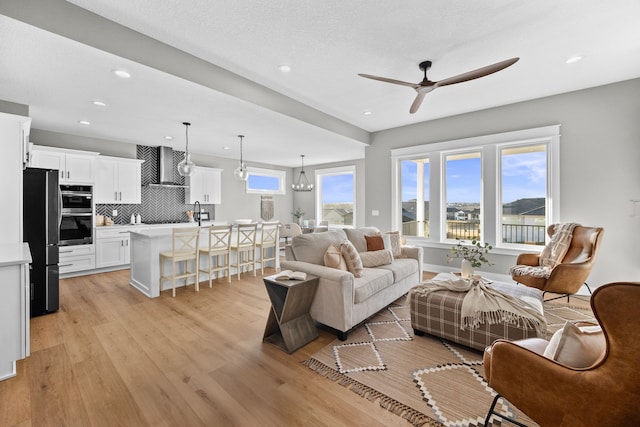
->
[566, 55, 583, 64]
[112, 69, 131, 79]
[78, 120, 91, 126]
[363, 110, 373, 116]
[164, 135, 173, 141]
[92, 100, 107, 107]
[223, 146, 230, 150]
[278, 64, 291, 73]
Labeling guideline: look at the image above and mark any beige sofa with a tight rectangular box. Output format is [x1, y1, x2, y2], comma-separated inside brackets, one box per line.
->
[282, 228, 423, 340]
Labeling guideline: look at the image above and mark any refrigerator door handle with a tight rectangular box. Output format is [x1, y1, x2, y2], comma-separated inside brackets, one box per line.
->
[58, 188, 63, 228]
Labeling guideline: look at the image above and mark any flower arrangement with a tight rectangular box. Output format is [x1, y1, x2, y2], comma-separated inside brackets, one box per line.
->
[291, 208, 305, 220]
[447, 239, 494, 268]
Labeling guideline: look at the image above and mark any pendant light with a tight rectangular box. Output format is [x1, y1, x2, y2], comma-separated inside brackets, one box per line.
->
[292, 154, 313, 192]
[233, 134, 249, 181]
[177, 122, 196, 176]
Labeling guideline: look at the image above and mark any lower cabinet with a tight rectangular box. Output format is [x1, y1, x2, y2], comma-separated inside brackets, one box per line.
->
[96, 235, 130, 268]
[59, 244, 96, 275]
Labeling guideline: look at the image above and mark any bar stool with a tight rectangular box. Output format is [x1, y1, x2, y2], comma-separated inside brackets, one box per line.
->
[256, 221, 280, 274]
[230, 223, 258, 279]
[199, 224, 233, 286]
[159, 227, 200, 297]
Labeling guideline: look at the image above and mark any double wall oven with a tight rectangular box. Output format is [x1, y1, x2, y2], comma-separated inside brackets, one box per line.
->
[60, 185, 93, 246]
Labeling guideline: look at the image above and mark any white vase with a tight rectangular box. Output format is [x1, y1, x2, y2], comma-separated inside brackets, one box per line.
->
[461, 258, 474, 278]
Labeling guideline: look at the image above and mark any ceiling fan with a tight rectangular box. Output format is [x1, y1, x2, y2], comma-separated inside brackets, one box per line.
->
[358, 57, 519, 114]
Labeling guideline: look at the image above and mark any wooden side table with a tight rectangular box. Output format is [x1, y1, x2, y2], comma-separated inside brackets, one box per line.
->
[262, 274, 319, 353]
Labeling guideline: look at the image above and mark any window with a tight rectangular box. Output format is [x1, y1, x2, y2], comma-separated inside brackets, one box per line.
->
[445, 151, 482, 241]
[315, 165, 356, 228]
[500, 144, 547, 246]
[245, 167, 286, 195]
[401, 158, 429, 237]
[391, 125, 560, 249]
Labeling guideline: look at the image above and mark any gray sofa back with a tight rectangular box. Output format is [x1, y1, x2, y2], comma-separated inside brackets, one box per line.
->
[288, 229, 347, 265]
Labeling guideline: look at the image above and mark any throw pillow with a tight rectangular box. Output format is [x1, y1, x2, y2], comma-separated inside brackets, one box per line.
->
[385, 231, 403, 258]
[324, 244, 347, 270]
[543, 321, 606, 368]
[365, 235, 385, 251]
[340, 239, 364, 277]
[359, 249, 393, 267]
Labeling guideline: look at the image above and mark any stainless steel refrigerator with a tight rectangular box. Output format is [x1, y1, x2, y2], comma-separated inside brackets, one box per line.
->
[23, 168, 60, 317]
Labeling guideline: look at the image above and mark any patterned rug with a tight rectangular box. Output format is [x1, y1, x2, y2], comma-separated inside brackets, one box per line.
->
[304, 295, 595, 427]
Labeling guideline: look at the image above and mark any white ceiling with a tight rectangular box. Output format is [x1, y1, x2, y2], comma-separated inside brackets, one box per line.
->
[1, 0, 640, 167]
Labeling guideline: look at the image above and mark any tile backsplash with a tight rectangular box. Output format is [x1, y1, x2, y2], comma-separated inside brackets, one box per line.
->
[95, 145, 215, 224]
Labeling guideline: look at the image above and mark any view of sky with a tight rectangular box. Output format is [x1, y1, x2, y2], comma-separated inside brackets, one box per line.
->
[402, 150, 546, 204]
[320, 174, 354, 204]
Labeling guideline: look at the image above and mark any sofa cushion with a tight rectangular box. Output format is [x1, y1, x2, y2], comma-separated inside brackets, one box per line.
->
[290, 229, 347, 265]
[340, 239, 364, 277]
[385, 231, 403, 257]
[345, 227, 381, 252]
[324, 244, 347, 270]
[360, 249, 393, 267]
[353, 268, 395, 304]
[365, 235, 385, 251]
[375, 258, 418, 282]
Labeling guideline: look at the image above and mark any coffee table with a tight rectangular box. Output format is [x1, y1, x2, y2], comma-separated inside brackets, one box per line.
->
[263, 274, 319, 353]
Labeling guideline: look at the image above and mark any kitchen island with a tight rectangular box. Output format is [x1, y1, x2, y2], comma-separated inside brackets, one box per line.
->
[129, 223, 278, 298]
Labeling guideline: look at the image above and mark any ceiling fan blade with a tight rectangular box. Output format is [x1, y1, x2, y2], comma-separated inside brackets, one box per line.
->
[358, 73, 419, 89]
[434, 57, 519, 88]
[409, 92, 426, 114]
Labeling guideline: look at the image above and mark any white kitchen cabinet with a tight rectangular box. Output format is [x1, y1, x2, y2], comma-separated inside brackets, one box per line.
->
[0, 113, 30, 245]
[94, 156, 143, 204]
[59, 244, 96, 275]
[0, 244, 31, 381]
[30, 145, 98, 184]
[186, 167, 222, 204]
[96, 228, 134, 268]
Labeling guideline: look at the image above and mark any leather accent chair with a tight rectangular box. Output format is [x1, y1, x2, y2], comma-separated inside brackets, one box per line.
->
[483, 282, 640, 427]
[511, 225, 603, 297]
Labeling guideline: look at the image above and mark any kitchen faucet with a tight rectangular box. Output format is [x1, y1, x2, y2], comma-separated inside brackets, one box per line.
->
[193, 201, 201, 226]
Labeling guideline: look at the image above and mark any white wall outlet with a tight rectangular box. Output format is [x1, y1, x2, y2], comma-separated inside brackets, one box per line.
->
[112, 209, 118, 217]
[372, 210, 379, 216]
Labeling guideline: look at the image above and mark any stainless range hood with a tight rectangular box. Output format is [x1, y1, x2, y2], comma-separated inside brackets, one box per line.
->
[147, 146, 189, 188]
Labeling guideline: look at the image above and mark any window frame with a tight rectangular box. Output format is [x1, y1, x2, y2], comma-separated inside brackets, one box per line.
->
[245, 166, 286, 195]
[391, 125, 560, 250]
[315, 165, 357, 229]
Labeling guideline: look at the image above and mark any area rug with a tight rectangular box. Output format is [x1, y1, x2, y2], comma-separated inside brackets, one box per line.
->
[303, 295, 595, 427]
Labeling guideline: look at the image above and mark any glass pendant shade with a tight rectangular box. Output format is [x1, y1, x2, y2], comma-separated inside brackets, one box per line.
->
[177, 122, 196, 177]
[234, 135, 248, 181]
[292, 154, 313, 192]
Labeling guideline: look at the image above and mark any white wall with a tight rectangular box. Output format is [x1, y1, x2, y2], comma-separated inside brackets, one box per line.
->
[365, 78, 640, 288]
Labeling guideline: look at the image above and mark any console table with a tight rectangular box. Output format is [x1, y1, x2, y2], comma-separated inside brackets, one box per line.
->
[263, 274, 319, 353]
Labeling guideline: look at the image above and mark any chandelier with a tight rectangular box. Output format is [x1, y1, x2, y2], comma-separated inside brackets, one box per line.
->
[177, 122, 196, 176]
[233, 134, 249, 181]
[292, 155, 313, 192]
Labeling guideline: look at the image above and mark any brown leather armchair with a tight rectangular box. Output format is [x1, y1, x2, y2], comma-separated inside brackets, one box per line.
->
[483, 282, 640, 427]
[511, 224, 603, 297]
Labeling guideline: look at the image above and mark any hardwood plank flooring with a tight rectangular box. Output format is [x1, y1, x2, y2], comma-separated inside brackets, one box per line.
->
[0, 268, 413, 427]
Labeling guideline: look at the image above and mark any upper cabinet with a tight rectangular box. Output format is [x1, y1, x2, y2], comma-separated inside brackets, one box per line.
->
[29, 145, 98, 184]
[185, 167, 222, 204]
[94, 156, 144, 204]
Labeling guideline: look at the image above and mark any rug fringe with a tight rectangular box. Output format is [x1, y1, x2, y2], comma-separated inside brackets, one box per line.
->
[303, 358, 444, 427]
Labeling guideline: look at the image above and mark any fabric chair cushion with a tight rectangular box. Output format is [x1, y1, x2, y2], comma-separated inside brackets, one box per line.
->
[543, 321, 606, 368]
[359, 249, 393, 268]
[365, 235, 385, 251]
[340, 239, 364, 277]
[324, 244, 347, 270]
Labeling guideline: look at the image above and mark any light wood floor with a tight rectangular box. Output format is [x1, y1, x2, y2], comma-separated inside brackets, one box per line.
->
[0, 268, 418, 427]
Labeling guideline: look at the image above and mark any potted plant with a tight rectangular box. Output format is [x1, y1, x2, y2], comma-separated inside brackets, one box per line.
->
[292, 208, 305, 225]
[447, 239, 493, 278]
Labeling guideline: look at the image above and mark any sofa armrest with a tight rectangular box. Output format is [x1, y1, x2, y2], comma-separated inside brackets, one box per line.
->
[281, 260, 356, 332]
[401, 246, 423, 275]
